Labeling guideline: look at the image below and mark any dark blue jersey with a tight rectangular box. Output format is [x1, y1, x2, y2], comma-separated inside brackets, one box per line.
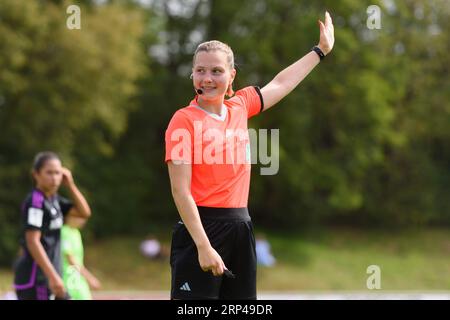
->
[14, 189, 73, 290]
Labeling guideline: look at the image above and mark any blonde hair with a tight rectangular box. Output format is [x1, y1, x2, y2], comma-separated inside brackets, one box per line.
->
[193, 40, 235, 97]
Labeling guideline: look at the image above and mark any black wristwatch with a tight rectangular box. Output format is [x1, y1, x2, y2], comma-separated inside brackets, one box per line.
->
[312, 46, 325, 60]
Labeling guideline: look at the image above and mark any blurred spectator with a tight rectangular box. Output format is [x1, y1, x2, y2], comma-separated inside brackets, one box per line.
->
[256, 234, 276, 267]
[140, 235, 169, 260]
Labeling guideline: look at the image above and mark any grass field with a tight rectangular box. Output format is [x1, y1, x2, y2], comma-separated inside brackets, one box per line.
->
[2, 227, 450, 296]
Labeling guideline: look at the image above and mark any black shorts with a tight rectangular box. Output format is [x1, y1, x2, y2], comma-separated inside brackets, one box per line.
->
[170, 207, 256, 300]
[15, 285, 71, 300]
[16, 284, 51, 300]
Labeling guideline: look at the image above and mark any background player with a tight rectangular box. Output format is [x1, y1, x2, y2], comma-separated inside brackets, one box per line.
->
[13, 151, 91, 300]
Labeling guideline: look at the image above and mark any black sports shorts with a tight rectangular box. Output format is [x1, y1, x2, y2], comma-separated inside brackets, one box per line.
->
[16, 283, 52, 300]
[170, 206, 256, 300]
[16, 285, 71, 300]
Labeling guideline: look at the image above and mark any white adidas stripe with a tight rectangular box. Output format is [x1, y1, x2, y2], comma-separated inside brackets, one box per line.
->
[180, 282, 191, 291]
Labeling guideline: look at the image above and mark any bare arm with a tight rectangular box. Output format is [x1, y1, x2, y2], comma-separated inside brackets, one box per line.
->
[261, 52, 321, 109]
[66, 254, 101, 290]
[261, 11, 335, 110]
[168, 161, 227, 276]
[26, 231, 66, 297]
[61, 168, 91, 219]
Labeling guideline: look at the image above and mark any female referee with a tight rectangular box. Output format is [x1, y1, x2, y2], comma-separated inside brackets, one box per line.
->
[166, 12, 334, 299]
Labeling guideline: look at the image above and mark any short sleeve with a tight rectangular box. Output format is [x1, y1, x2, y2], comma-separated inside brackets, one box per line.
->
[232, 86, 264, 119]
[23, 191, 45, 231]
[58, 196, 73, 217]
[165, 110, 194, 164]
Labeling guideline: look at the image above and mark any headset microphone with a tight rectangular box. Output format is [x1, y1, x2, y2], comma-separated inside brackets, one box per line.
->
[196, 88, 203, 95]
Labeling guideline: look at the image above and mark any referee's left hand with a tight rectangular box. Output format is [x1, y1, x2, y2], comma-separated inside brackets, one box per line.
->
[317, 11, 335, 55]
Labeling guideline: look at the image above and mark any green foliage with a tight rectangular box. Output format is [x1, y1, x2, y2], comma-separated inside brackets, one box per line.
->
[0, 0, 147, 263]
[0, 0, 449, 267]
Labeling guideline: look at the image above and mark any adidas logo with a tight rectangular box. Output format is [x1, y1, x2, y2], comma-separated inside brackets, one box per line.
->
[180, 282, 191, 291]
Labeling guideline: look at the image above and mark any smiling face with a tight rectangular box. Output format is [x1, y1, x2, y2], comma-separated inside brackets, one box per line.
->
[192, 50, 236, 103]
[32, 158, 63, 196]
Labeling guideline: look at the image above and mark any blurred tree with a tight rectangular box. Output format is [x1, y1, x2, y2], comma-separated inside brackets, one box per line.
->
[0, 0, 147, 264]
[0, 0, 449, 266]
[362, 0, 450, 226]
[127, 0, 449, 229]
